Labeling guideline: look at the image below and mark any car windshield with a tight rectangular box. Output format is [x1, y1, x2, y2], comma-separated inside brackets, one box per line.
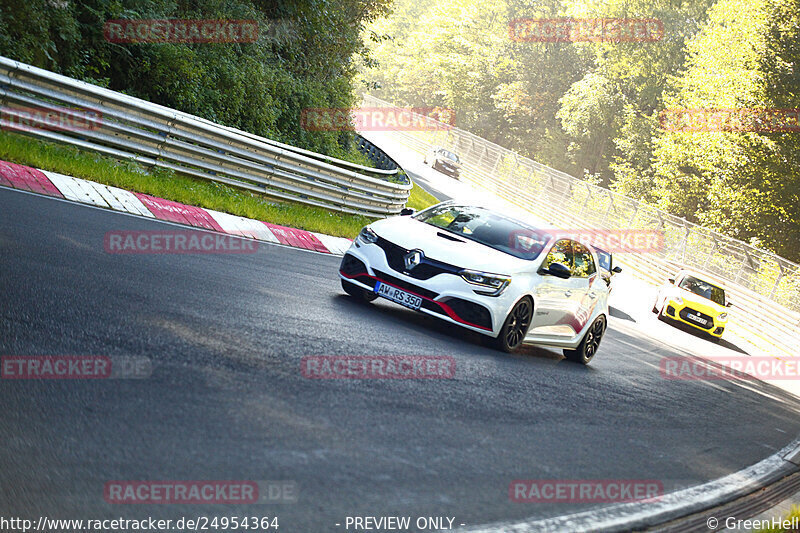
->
[415, 205, 550, 260]
[438, 150, 459, 162]
[678, 275, 726, 305]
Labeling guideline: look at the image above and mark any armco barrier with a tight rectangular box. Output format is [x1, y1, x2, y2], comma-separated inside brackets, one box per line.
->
[0, 56, 410, 217]
[359, 94, 800, 356]
[356, 134, 405, 172]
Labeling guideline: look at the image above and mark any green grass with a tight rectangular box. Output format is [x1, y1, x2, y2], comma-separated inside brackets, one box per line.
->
[406, 180, 439, 211]
[0, 130, 437, 238]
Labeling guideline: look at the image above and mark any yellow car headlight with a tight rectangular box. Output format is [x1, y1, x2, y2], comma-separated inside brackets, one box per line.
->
[718, 312, 728, 320]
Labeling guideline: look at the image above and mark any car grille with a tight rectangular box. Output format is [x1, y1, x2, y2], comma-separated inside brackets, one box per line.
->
[372, 269, 440, 300]
[679, 307, 714, 330]
[375, 237, 461, 280]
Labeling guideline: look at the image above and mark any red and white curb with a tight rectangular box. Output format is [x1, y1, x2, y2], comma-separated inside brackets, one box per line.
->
[0, 160, 353, 256]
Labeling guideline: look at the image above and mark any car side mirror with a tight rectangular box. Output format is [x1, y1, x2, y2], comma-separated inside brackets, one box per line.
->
[668, 278, 675, 284]
[400, 208, 416, 216]
[542, 262, 571, 279]
[726, 301, 732, 307]
[612, 266, 623, 274]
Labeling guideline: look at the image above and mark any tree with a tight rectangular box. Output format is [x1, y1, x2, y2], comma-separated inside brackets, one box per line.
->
[0, 0, 392, 158]
[647, 0, 800, 260]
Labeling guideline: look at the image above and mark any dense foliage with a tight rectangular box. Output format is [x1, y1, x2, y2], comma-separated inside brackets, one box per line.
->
[0, 0, 391, 159]
[365, 0, 800, 261]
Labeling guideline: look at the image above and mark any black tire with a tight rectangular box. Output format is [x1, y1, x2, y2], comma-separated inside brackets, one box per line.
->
[341, 279, 378, 302]
[563, 315, 606, 365]
[490, 297, 533, 353]
[651, 301, 659, 314]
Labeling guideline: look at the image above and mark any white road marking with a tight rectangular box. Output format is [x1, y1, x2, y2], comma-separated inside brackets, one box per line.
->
[313, 233, 352, 255]
[42, 171, 86, 203]
[106, 186, 155, 218]
[204, 209, 279, 243]
[88, 182, 127, 212]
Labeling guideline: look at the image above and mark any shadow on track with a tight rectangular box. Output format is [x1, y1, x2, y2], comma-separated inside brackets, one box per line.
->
[609, 305, 636, 322]
[658, 315, 750, 355]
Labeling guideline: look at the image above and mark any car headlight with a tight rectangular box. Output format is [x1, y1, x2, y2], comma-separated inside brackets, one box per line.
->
[718, 312, 728, 320]
[356, 227, 378, 246]
[460, 269, 511, 296]
[672, 296, 683, 305]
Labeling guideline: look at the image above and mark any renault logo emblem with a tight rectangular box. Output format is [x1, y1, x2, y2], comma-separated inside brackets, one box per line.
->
[404, 249, 424, 271]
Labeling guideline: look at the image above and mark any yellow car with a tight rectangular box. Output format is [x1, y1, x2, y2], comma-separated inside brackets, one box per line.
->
[652, 270, 731, 340]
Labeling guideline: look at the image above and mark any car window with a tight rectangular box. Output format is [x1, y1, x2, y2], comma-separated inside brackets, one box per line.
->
[595, 248, 611, 271]
[422, 208, 457, 228]
[438, 150, 458, 162]
[571, 241, 597, 278]
[678, 275, 726, 305]
[542, 239, 573, 271]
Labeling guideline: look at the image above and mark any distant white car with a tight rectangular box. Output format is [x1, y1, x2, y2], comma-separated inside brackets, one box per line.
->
[339, 202, 610, 364]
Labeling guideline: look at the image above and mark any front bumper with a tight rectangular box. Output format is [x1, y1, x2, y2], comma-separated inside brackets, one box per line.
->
[663, 300, 726, 337]
[434, 161, 460, 177]
[339, 242, 510, 336]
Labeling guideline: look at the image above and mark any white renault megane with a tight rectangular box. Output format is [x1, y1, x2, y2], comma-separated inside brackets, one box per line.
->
[339, 202, 610, 364]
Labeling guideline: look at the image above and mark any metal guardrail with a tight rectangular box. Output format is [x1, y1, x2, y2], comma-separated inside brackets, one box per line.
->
[361, 94, 800, 355]
[355, 135, 405, 172]
[0, 56, 411, 218]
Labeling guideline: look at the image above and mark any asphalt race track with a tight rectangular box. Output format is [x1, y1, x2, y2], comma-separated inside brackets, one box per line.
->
[2, 186, 800, 531]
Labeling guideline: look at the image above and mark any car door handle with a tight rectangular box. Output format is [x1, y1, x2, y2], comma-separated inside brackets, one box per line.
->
[588, 292, 597, 299]
[564, 290, 572, 297]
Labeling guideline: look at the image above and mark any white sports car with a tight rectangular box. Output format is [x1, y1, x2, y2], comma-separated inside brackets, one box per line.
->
[339, 202, 610, 364]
